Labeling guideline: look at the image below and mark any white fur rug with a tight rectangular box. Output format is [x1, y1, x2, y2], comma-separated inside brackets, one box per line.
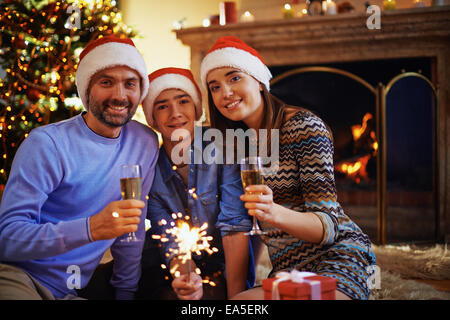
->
[369, 271, 450, 300]
[370, 243, 450, 300]
[255, 243, 450, 300]
[372, 244, 450, 280]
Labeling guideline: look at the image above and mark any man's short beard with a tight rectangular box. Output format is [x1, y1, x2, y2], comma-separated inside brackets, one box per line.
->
[88, 97, 137, 128]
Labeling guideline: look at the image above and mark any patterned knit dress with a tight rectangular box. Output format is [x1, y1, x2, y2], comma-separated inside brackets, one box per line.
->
[260, 109, 376, 300]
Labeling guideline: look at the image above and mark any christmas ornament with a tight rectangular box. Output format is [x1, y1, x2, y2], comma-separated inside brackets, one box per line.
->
[307, 0, 324, 15]
[26, 89, 41, 103]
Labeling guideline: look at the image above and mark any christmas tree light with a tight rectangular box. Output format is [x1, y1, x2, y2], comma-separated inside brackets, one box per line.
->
[0, 0, 137, 187]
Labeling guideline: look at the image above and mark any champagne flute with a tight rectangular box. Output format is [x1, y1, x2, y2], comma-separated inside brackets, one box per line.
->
[240, 157, 267, 236]
[120, 164, 143, 242]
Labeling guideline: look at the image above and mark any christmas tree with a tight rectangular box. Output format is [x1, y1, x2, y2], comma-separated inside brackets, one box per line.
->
[0, 0, 137, 188]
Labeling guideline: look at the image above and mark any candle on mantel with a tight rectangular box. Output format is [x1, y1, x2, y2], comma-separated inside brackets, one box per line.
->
[293, 2, 308, 17]
[297, 7, 308, 17]
[240, 10, 255, 22]
[383, 0, 396, 10]
[324, 0, 337, 14]
[282, 3, 294, 19]
[202, 18, 211, 27]
[414, 0, 426, 7]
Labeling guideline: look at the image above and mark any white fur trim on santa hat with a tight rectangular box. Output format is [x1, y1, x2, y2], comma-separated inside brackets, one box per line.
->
[75, 42, 149, 109]
[142, 73, 203, 128]
[200, 47, 272, 91]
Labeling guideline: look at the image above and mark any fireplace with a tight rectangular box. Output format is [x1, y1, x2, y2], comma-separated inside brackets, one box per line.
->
[175, 6, 450, 244]
[269, 57, 437, 244]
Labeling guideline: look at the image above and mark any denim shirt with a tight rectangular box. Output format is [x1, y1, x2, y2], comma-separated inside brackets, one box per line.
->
[142, 127, 254, 286]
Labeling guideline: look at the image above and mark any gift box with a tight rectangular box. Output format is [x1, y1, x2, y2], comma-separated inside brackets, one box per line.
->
[262, 271, 337, 300]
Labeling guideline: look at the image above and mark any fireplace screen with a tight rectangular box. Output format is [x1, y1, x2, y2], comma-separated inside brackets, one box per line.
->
[383, 74, 438, 243]
[270, 62, 438, 244]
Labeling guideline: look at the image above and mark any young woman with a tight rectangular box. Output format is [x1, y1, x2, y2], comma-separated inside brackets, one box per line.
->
[201, 36, 376, 300]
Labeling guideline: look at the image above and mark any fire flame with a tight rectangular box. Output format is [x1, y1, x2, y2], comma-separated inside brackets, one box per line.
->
[338, 154, 371, 184]
[351, 113, 373, 140]
[335, 112, 378, 184]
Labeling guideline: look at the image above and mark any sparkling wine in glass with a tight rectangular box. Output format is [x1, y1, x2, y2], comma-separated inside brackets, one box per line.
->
[240, 157, 267, 236]
[120, 164, 143, 242]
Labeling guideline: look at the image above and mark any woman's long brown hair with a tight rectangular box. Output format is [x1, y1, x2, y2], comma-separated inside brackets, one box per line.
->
[208, 86, 288, 133]
[208, 86, 294, 161]
[207, 83, 332, 161]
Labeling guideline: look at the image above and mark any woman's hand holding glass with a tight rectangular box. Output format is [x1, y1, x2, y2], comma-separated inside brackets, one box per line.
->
[240, 184, 277, 226]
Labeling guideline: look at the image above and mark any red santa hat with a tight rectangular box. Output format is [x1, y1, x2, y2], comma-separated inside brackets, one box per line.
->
[75, 35, 149, 109]
[142, 67, 203, 127]
[200, 36, 272, 91]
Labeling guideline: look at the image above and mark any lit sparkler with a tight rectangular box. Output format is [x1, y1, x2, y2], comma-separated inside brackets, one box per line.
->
[152, 213, 218, 285]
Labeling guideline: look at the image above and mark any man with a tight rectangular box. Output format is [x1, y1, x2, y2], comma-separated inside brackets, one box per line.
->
[137, 68, 255, 300]
[0, 36, 159, 300]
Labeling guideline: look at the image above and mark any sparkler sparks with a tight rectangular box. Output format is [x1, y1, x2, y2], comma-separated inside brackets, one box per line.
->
[151, 213, 218, 286]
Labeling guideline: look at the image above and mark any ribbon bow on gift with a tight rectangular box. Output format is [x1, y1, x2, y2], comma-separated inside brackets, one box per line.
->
[272, 270, 322, 300]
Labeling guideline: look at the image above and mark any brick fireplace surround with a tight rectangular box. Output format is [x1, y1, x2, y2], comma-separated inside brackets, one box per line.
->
[174, 6, 450, 243]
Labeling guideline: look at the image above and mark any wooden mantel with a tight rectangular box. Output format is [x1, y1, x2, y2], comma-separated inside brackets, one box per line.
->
[175, 6, 450, 73]
[175, 6, 450, 242]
